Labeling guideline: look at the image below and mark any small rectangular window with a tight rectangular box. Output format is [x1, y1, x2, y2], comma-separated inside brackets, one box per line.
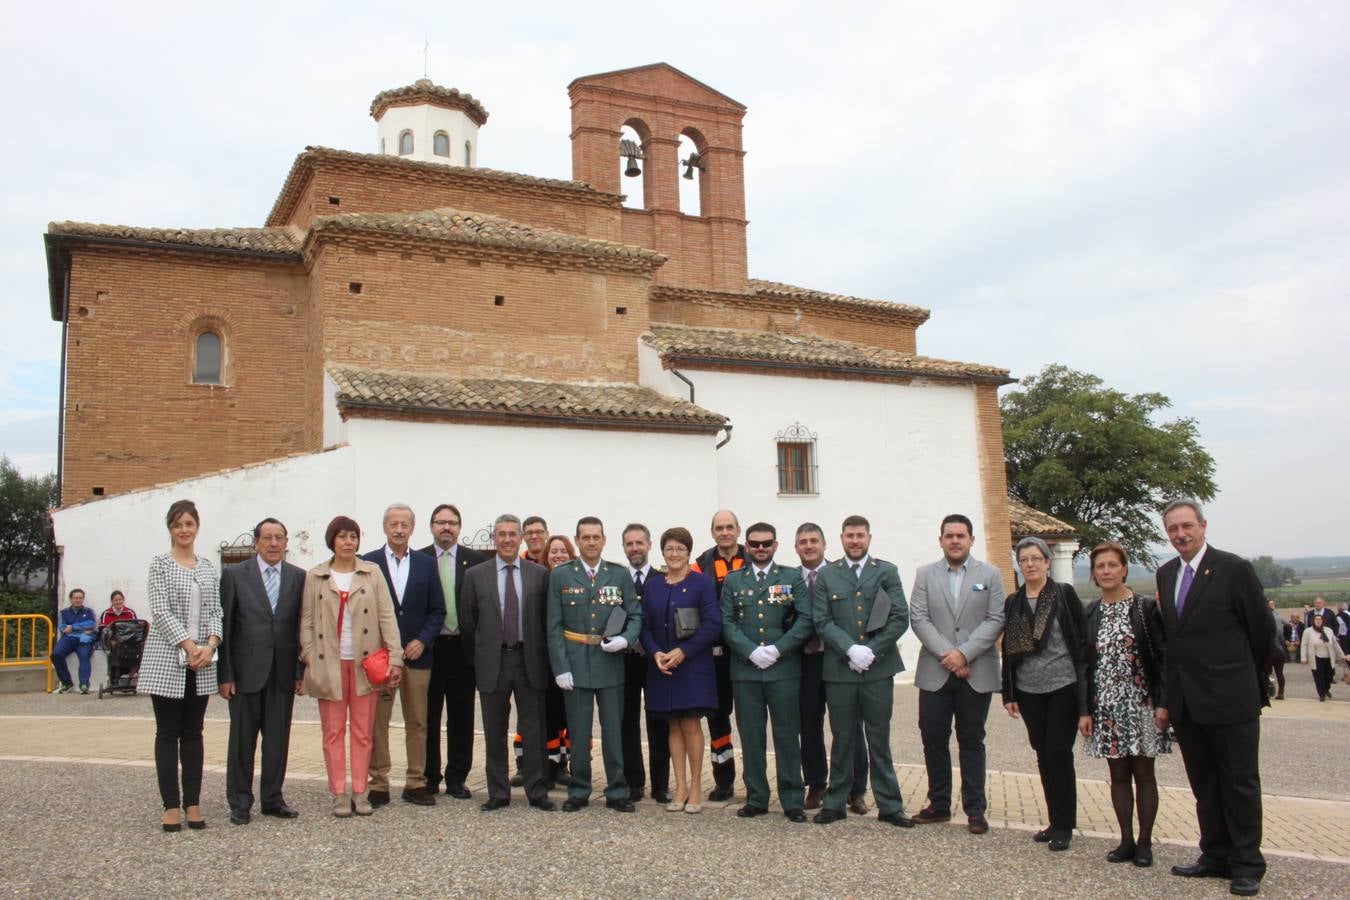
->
[494, 295, 505, 306]
[777, 441, 817, 495]
[327, 196, 341, 205]
[349, 282, 362, 294]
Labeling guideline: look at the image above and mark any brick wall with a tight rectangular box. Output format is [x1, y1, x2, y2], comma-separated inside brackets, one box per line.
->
[974, 382, 1016, 587]
[60, 249, 315, 505]
[650, 295, 919, 353]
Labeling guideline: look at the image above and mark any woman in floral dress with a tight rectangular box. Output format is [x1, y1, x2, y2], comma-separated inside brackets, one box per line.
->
[1084, 541, 1169, 868]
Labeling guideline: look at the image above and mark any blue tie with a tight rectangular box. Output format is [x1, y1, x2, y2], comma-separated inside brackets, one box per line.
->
[265, 566, 279, 611]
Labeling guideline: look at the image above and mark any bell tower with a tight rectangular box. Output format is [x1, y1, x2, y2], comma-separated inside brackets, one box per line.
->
[371, 79, 488, 167]
[568, 63, 748, 293]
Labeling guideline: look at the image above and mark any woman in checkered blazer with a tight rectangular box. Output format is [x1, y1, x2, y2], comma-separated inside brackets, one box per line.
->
[141, 499, 223, 832]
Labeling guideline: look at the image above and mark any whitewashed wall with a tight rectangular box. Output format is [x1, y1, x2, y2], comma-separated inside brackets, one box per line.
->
[376, 104, 478, 166]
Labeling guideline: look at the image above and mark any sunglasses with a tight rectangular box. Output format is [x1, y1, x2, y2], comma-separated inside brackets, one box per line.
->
[746, 539, 775, 549]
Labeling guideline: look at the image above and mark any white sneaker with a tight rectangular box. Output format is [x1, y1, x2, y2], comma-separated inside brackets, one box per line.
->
[332, 793, 352, 817]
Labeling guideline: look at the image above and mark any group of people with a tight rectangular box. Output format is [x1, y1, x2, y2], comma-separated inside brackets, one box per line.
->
[111, 495, 1273, 896]
[49, 588, 138, 693]
[1283, 597, 1350, 701]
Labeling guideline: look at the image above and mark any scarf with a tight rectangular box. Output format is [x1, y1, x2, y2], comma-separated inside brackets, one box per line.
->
[1004, 579, 1060, 659]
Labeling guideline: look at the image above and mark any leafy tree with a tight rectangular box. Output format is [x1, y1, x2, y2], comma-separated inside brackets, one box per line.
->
[1249, 555, 1299, 588]
[1002, 365, 1216, 567]
[0, 457, 57, 588]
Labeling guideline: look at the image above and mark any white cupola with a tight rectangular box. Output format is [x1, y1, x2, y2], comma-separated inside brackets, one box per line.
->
[370, 79, 488, 167]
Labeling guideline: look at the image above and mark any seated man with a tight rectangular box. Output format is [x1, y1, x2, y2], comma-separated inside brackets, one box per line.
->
[51, 588, 98, 694]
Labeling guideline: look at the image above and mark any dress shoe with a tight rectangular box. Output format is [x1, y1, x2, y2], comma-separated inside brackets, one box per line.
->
[629, 788, 644, 803]
[1133, 843, 1153, 868]
[605, 798, 636, 813]
[847, 794, 869, 816]
[446, 782, 472, 799]
[561, 798, 589, 812]
[367, 790, 390, 808]
[804, 786, 824, 810]
[229, 808, 251, 825]
[707, 784, 734, 802]
[652, 788, 673, 804]
[1106, 842, 1137, 863]
[813, 808, 846, 825]
[1048, 834, 1071, 851]
[352, 791, 373, 816]
[879, 811, 915, 828]
[161, 809, 182, 833]
[911, 804, 951, 825]
[480, 798, 510, 811]
[529, 798, 556, 811]
[967, 815, 989, 835]
[1033, 828, 1053, 843]
[1230, 876, 1260, 896]
[683, 802, 702, 814]
[185, 807, 206, 830]
[402, 787, 436, 807]
[509, 771, 525, 788]
[261, 803, 299, 819]
[736, 804, 769, 818]
[1172, 861, 1231, 879]
[784, 808, 807, 823]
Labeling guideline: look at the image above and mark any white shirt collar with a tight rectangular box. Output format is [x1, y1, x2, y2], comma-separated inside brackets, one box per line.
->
[801, 562, 826, 575]
[628, 563, 651, 580]
[495, 553, 519, 572]
[946, 558, 970, 574]
[847, 555, 870, 571]
[436, 543, 457, 560]
[752, 563, 774, 578]
[256, 555, 279, 577]
[384, 544, 409, 564]
[1180, 543, 1208, 572]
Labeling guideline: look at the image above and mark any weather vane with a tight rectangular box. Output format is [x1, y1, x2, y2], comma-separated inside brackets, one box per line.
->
[423, 38, 430, 78]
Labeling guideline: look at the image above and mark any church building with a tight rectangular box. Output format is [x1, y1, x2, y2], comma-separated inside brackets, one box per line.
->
[45, 63, 1020, 633]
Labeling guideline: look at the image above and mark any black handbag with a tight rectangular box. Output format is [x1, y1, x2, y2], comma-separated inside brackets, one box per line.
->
[674, 606, 701, 640]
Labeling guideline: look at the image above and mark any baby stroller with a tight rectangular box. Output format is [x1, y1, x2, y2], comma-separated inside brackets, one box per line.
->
[98, 619, 149, 698]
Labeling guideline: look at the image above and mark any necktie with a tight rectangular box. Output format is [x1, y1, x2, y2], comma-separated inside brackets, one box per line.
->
[439, 552, 458, 632]
[588, 568, 597, 583]
[264, 566, 279, 611]
[757, 570, 766, 584]
[1176, 563, 1195, 617]
[805, 570, 822, 653]
[807, 570, 817, 593]
[853, 563, 862, 579]
[634, 570, 644, 596]
[503, 564, 520, 643]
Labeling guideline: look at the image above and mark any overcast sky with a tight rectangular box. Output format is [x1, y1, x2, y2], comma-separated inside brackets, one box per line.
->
[2, 1, 1345, 557]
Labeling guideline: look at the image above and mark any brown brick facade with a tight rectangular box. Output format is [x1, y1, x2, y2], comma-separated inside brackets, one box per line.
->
[974, 382, 1016, 587]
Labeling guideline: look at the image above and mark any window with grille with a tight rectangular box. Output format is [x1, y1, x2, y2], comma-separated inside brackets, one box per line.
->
[776, 423, 818, 495]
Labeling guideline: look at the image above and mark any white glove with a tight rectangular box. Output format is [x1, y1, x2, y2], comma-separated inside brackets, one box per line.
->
[762, 645, 781, 664]
[748, 646, 775, 669]
[846, 644, 875, 671]
[555, 672, 574, 691]
[601, 636, 628, 653]
[848, 660, 866, 674]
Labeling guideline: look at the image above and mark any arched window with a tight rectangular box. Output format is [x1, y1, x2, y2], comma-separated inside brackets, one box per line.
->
[193, 331, 222, 385]
[619, 120, 649, 210]
[677, 132, 702, 216]
[398, 130, 414, 155]
[434, 131, 450, 157]
[464, 140, 472, 166]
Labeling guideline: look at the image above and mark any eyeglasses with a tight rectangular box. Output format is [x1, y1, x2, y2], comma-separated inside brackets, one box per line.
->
[747, 540, 775, 549]
[432, 520, 459, 527]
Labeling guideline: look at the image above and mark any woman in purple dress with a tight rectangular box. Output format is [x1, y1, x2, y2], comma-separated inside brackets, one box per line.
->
[640, 526, 722, 813]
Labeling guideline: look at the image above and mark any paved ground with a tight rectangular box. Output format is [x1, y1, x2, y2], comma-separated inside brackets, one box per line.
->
[3, 673, 1347, 898]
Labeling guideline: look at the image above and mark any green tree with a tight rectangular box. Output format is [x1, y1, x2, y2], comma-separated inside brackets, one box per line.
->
[0, 457, 57, 588]
[1002, 365, 1217, 567]
[1249, 556, 1299, 588]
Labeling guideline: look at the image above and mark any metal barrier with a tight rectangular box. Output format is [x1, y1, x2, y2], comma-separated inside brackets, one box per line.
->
[0, 614, 55, 693]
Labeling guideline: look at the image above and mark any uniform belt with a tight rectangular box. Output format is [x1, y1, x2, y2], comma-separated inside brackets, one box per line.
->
[563, 630, 604, 646]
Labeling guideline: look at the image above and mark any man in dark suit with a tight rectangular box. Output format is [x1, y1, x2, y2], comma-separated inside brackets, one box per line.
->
[1157, 499, 1272, 897]
[620, 523, 670, 804]
[218, 517, 305, 824]
[420, 502, 485, 799]
[364, 503, 446, 807]
[460, 514, 555, 811]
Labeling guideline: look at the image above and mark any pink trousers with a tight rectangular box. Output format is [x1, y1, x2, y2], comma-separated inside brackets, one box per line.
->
[317, 660, 378, 796]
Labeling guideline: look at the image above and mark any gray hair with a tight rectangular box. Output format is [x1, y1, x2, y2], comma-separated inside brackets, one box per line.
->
[494, 513, 522, 532]
[1014, 536, 1051, 563]
[1162, 498, 1206, 523]
[382, 503, 416, 527]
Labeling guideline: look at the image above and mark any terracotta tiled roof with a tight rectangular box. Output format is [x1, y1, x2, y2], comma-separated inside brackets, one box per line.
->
[329, 366, 727, 432]
[749, 278, 930, 322]
[644, 324, 1012, 383]
[46, 221, 301, 256]
[308, 208, 665, 266]
[266, 147, 620, 226]
[370, 79, 489, 126]
[1009, 499, 1077, 538]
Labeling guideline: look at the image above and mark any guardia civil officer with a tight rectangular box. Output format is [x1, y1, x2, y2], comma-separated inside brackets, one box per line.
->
[720, 522, 814, 822]
[546, 516, 642, 812]
[810, 514, 913, 827]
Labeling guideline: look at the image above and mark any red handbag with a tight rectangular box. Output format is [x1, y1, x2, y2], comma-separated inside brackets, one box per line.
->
[337, 591, 393, 687]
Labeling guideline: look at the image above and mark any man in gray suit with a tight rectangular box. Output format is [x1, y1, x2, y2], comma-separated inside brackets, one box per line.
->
[460, 514, 555, 812]
[908, 513, 1007, 834]
[218, 517, 306, 824]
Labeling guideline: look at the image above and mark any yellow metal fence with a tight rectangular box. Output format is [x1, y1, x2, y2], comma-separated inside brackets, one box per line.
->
[0, 614, 55, 693]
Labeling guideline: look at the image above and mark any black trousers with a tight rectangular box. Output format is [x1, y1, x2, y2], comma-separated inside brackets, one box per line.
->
[226, 676, 295, 811]
[151, 670, 210, 809]
[426, 634, 476, 788]
[1312, 656, 1334, 698]
[799, 651, 867, 793]
[919, 674, 993, 816]
[1173, 715, 1266, 879]
[708, 648, 736, 787]
[1016, 683, 1079, 835]
[622, 650, 669, 793]
[479, 650, 548, 804]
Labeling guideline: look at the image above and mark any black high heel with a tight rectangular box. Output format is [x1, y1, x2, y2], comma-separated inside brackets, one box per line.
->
[185, 805, 206, 829]
[162, 809, 182, 833]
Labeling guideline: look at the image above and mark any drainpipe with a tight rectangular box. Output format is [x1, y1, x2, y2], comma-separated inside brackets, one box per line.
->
[670, 368, 695, 403]
[716, 425, 734, 450]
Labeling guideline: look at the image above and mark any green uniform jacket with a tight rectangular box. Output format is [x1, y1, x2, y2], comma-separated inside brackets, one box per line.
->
[720, 564, 814, 683]
[547, 558, 641, 690]
[810, 556, 909, 683]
